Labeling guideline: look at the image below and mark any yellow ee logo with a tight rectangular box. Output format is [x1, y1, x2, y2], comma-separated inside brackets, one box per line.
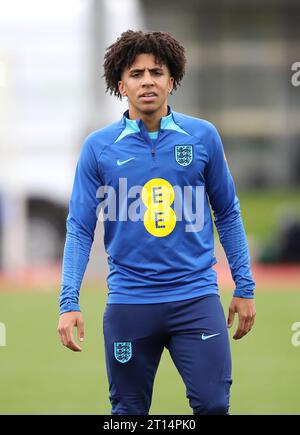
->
[141, 178, 176, 237]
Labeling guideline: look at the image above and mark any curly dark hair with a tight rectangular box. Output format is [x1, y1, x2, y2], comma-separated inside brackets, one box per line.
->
[103, 30, 186, 99]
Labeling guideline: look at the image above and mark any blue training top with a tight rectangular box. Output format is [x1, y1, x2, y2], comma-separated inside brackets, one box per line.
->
[59, 107, 255, 314]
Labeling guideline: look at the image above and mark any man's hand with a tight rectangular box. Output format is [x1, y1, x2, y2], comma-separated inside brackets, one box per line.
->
[227, 297, 256, 340]
[57, 311, 85, 352]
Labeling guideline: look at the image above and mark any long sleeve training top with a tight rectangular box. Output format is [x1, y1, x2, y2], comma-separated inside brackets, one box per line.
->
[59, 108, 255, 314]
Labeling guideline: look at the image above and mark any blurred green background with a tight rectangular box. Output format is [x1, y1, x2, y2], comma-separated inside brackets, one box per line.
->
[238, 189, 300, 240]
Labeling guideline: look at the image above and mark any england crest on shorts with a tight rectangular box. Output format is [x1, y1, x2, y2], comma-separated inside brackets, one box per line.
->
[175, 145, 193, 166]
[114, 342, 132, 363]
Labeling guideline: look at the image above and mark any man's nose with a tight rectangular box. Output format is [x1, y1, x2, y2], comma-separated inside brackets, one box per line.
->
[141, 72, 155, 86]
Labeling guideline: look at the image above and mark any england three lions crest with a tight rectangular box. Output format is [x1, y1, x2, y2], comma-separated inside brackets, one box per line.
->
[114, 342, 132, 363]
[175, 145, 193, 167]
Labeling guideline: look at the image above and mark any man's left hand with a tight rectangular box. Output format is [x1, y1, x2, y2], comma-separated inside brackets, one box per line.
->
[227, 297, 256, 340]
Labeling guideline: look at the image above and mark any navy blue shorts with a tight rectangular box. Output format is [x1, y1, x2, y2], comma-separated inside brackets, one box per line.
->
[103, 294, 232, 415]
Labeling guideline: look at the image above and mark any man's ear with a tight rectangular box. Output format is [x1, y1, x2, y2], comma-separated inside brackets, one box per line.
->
[168, 76, 174, 94]
[118, 81, 127, 97]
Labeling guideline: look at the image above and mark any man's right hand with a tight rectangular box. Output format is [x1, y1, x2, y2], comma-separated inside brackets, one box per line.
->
[57, 311, 85, 352]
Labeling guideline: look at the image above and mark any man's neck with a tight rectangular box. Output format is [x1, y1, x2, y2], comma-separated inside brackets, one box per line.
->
[128, 106, 169, 132]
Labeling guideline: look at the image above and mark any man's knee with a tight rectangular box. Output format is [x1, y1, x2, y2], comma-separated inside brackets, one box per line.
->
[110, 395, 150, 415]
[192, 382, 231, 415]
[193, 399, 229, 415]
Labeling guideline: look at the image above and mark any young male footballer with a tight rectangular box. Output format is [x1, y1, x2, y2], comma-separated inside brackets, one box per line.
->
[57, 30, 256, 415]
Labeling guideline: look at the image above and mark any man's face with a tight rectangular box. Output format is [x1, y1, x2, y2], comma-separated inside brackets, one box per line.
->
[118, 53, 174, 118]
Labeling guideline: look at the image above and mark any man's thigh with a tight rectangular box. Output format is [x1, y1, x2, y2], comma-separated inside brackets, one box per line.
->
[103, 303, 167, 414]
[166, 295, 232, 414]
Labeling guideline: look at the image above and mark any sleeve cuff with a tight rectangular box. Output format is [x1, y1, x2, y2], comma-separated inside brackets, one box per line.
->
[233, 289, 255, 299]
[59, 302, 81, 315]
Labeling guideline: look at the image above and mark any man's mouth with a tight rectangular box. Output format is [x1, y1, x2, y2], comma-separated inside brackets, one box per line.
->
[139, 92, 157, 101]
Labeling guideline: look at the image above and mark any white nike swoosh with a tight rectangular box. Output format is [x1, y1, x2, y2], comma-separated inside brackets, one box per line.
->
[201, 333, 220, 341]
[117, 157, 135, 166]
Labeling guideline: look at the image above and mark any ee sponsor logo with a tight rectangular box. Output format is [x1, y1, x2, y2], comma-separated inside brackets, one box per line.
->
[142, 178, 176, 237]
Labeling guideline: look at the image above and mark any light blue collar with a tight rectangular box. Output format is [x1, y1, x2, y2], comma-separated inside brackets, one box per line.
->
[125, 111, 173, 132]
[115, 109, 188, 143]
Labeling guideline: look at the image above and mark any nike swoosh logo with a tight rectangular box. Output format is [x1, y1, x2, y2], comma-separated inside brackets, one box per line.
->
[201, 333, 220, 341]
[117, 157, 135, 166]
